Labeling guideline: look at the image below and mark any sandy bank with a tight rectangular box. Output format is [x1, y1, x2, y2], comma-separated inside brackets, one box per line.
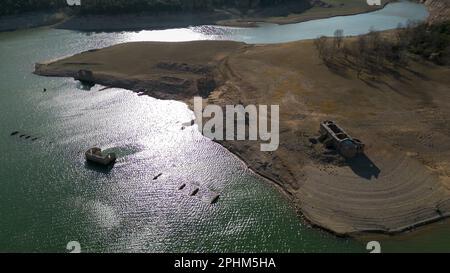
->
[34, 40, 450, 236]
[218, 0, 394, 27]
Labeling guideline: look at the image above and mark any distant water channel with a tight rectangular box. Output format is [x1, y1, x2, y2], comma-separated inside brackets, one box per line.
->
[2, 1, 450, 253]
[125, 0, 429, 43]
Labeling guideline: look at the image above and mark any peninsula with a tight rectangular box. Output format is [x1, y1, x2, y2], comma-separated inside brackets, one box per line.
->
[33, 1, 450, 236]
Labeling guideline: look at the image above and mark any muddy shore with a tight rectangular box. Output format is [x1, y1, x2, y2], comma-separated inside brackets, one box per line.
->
[34, 39, 450, 236]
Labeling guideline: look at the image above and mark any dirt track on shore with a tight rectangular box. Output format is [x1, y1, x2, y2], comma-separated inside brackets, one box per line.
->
[34, 39, 450, 236]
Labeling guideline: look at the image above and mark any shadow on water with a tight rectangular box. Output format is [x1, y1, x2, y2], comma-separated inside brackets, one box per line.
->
[103, 144, 143, 158]
[346, 154, 380, 180]
[84, 161, 115, 174]
[76, 81, 95, 91]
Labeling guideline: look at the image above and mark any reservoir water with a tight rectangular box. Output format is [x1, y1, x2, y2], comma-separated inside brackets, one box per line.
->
[1, 1, 449, 252]
[129, 0, 430, 43]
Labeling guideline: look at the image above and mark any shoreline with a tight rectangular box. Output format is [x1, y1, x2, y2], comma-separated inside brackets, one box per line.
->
[0, 0, 393, 33]
[57, 1, 391, 32]
[217, 0, 394, 28]
[34, 39, 450, 236]
[218, 139, 450, 238]
[4, 0, 448, 34]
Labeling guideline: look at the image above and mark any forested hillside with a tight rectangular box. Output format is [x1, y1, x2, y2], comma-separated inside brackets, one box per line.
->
[0, 0, 309, 16]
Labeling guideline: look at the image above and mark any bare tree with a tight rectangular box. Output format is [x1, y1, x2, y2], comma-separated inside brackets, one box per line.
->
[314, 36, 330, 61]
[355, 35, 369, 78]
[333, 29, 344, 50]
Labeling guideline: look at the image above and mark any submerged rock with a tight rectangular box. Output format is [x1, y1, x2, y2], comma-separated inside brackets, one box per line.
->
[190, 188, 199, 196]
[75, 69, 95, 87]
[210, 194, 220, 204]
[153, 173, 163, 180]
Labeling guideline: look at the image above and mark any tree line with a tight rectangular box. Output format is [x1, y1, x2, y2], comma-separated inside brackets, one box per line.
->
[314, 20, 450, 79]
[0, 0, 303, 16]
